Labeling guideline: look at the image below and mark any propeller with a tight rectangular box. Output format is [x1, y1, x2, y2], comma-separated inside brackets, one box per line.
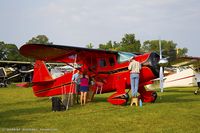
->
[158, 40, 168, 92]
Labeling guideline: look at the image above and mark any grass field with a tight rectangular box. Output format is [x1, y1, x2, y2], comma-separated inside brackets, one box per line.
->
[0, 85, 200, 133]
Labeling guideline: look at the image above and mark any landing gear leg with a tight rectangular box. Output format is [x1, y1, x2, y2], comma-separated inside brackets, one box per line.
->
[194, 88, 199, 95]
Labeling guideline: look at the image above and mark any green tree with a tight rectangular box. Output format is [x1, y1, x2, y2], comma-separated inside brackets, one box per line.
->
[86, 43, 94, 48]
[4, 44, 20, 61]
[0, 41, 6, 60]
[98, 34, 141, 52]
[119, 34, 141, 52]
[27, 35, 50, 44]
[141, 40, 188, 60]
[97, 34, 188, 58]
[0, 41, 31, 61]
[99, 40, 114, 50]
[113, 41, 120, 50]
[176, 48, 188, 57]
[142, 40, 177, 53]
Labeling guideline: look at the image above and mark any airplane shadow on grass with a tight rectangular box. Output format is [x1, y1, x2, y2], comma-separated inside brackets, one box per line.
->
[88, 91, 199, 105]
[92, 96, 108, 103]
[155, 89, 200, 104]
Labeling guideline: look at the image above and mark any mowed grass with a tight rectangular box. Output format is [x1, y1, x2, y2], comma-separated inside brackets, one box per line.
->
[0, 85, 200, 133]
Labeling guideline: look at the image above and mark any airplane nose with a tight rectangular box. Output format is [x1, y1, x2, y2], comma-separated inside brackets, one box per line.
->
[158, 58, 168, 67]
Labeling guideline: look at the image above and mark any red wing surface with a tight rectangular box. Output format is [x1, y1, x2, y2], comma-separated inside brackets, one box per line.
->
[20, 44, 118, 63]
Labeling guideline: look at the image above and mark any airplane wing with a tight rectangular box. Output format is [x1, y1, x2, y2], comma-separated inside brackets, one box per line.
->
[0, 60, 33, 68]
[0, 60, 65, 72]
[19, 44, 119, 63]
[0, 59, 66, 85]
[170, 56, 200, 71]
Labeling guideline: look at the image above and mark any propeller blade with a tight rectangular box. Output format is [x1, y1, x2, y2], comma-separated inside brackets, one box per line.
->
[159, 40, 164, 92]
[160, 66, 164, 92]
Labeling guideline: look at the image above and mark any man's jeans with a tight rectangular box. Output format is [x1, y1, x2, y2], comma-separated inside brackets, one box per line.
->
[130, 73, 139, 97]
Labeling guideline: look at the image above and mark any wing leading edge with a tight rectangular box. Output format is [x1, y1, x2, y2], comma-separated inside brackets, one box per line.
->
[19, 44, 118, 63]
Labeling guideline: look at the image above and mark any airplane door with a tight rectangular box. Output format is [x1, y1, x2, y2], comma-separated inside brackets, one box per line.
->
[96, 56, 116, 91]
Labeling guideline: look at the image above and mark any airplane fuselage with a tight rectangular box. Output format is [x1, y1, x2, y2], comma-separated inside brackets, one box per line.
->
[19, 44, 161, 105]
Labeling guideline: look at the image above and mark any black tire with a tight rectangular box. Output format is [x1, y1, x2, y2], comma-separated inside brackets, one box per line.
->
[151, 92, 157, 103]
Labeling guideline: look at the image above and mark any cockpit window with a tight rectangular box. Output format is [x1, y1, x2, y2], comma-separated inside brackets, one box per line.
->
[109, 57, 115, 66]
[99, 59, 106, 67]
[117, 52, 135, 63]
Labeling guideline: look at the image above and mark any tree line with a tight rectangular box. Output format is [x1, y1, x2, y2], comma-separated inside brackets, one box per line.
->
[97, 34, 188, 59]
[0, 34, 188, 61]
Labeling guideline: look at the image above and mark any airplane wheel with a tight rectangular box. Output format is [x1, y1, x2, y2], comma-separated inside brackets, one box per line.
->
[151, 92, 157, 103]
[124, 93, 129, 105]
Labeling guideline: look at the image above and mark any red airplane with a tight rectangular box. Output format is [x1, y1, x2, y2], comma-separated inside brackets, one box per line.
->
[19, 44, 164, 105]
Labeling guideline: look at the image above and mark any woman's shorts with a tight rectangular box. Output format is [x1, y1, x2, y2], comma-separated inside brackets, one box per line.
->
[80, 86, 88, 92]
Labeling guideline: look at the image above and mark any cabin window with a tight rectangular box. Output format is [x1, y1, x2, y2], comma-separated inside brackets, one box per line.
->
[109, 57, 115, 66]
[99, 59, 106, 67]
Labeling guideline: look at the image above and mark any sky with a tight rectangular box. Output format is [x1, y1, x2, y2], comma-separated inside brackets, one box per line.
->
[0, 0, 199, 56]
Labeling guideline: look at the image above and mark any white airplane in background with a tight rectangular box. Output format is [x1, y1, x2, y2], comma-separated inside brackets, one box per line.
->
[0, 60, 66, 87]
[146, 56, 200, 94]
[50, 65, 74, 79]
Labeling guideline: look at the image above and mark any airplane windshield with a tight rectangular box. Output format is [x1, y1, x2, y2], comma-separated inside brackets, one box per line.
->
[117, 52, 135, 63]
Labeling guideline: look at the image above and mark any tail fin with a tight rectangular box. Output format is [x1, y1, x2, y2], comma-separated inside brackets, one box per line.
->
[32, 60, 54, 83]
